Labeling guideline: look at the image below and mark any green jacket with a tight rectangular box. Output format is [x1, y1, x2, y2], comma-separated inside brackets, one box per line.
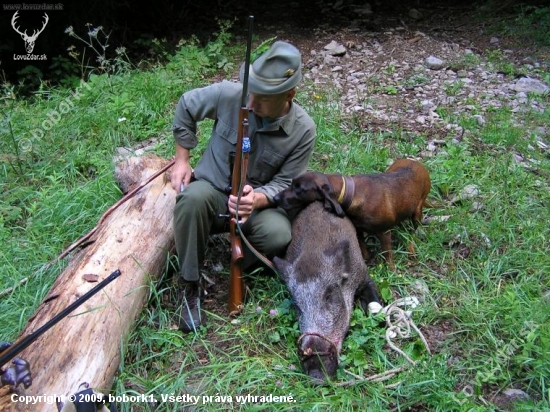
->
[172, 80, 316, 201]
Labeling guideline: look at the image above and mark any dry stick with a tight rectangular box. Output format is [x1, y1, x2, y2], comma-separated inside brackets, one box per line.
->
[0, 159, 175, 298]
[339, 365, 410, 387]
[0, 278, 29, 298]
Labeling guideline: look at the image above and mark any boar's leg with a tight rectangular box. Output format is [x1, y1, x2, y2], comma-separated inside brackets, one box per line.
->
[356, 274, 384, 314]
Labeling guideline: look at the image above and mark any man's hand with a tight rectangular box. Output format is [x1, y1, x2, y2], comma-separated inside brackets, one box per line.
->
[171, 145, 193, 192]
[228, 185, 270, 224]
[228, 184, 255, 223]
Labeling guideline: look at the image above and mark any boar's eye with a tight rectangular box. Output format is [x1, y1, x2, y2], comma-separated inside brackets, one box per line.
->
[323, 284, 338, 305]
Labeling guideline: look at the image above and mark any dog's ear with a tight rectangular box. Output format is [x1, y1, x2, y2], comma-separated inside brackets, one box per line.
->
[319, 183, 346, 217]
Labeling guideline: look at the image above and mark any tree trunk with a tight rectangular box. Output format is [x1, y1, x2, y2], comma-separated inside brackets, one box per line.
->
[0, 155, 176, 411]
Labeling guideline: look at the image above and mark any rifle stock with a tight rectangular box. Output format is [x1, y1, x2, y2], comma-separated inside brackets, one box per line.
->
[228, 16, 253, 315]
[228, 110, 248, 314]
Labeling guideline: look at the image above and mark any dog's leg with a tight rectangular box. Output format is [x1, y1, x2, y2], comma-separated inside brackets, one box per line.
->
[356, 231, 371, 261]
[412, 203, 424, 229]
[407, 240, 416, 255]
[407, 203, 424, 256]
[377, 231, 395, 270]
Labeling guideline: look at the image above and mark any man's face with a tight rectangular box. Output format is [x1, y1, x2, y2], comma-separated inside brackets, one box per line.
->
[248, 89, 296, 119]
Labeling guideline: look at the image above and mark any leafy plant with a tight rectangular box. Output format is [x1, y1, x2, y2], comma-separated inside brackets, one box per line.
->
[166, 20, 236, 78]
[402, 73, 429, 89]
[448, 52, 481, 72]
[485, 49, 521, 76]
[444, 79, 464, 96]
[384, 85, 398, 95]
[65, 23, 133, 77]
[484, 4, 550, 47]
[251, 37, 277, 63]
[340, 309, 386, 376]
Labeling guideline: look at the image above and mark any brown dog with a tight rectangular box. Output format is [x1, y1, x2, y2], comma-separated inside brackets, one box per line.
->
[273, 158, 431, 269]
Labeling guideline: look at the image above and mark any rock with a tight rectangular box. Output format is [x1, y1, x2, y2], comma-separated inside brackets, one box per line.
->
[423, 215, 451, 224]
[510, 77, 550, 95]
[412, 280, 430, 298]
[324, 40, 347, 56]
[450, 184, 480, 204]
[473, 114, 486, 126]
[426, 141, 437, 152]
[502, 388, 529, 401]
[471, 201, 485, 212]
[354, 3, 373, 16]
[490, 36, 499, 44]
[536, 127, 548, 136]
[536, 138, 548, 150]
[409, 8, 423, 20]
[425, 56, 445, 70]
[421, 99, 436, 113]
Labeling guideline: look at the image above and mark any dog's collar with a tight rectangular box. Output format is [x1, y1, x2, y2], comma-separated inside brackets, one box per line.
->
[337, 176, 355, 210]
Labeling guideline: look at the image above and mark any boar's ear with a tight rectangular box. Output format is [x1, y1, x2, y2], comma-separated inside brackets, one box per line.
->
[273, 256, 290, 283]
[319, 183, 346, 217]
[324, 239, 353, 268]
[333, 239, 361, 279]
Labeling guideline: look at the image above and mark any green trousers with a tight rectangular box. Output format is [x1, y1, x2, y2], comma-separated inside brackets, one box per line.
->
[173, 180, 291, 282]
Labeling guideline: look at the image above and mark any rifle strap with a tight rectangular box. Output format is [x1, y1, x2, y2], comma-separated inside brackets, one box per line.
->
[236, 222, 278, 273]
[233, 156, 278, 275]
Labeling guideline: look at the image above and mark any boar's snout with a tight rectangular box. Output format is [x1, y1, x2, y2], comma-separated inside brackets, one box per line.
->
[298, 333, 339, 383]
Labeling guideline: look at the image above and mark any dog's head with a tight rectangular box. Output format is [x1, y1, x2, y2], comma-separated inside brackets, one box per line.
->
[273, 172, 345, 217]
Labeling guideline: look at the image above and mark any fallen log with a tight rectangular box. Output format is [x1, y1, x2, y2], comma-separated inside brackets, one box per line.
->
[0, 155, 176, 411]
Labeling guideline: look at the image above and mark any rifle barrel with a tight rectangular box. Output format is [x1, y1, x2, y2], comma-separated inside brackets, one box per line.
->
[228, 15, 254, 314]
[0, 269, 121, 367]
[241, 15, 254, 107]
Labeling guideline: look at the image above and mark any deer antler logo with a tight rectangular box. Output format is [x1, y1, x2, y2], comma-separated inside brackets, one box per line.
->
[11, 11, 49, 54]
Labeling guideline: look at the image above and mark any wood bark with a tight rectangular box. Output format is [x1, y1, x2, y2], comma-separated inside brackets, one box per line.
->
[0, 155, 176, 411]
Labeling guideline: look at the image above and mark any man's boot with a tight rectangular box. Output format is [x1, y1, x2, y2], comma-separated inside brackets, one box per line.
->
[177, 280, 206, 333]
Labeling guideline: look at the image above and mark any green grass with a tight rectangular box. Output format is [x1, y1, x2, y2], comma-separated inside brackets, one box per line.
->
[1, 21, 550, 412]
[481, 3, 550, 49]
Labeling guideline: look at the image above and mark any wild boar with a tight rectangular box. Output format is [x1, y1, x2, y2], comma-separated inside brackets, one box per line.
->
[273, 201, 381, 382]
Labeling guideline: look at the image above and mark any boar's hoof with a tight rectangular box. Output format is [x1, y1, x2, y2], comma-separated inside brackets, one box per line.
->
[298, 333, 339, 382]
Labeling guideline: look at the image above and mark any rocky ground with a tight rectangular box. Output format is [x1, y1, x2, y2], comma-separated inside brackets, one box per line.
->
[250, 0, 549, 150]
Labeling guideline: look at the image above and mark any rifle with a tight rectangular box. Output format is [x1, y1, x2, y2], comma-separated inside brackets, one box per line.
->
[0, 269, 121, 387]
[228, 15, 254, 315]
